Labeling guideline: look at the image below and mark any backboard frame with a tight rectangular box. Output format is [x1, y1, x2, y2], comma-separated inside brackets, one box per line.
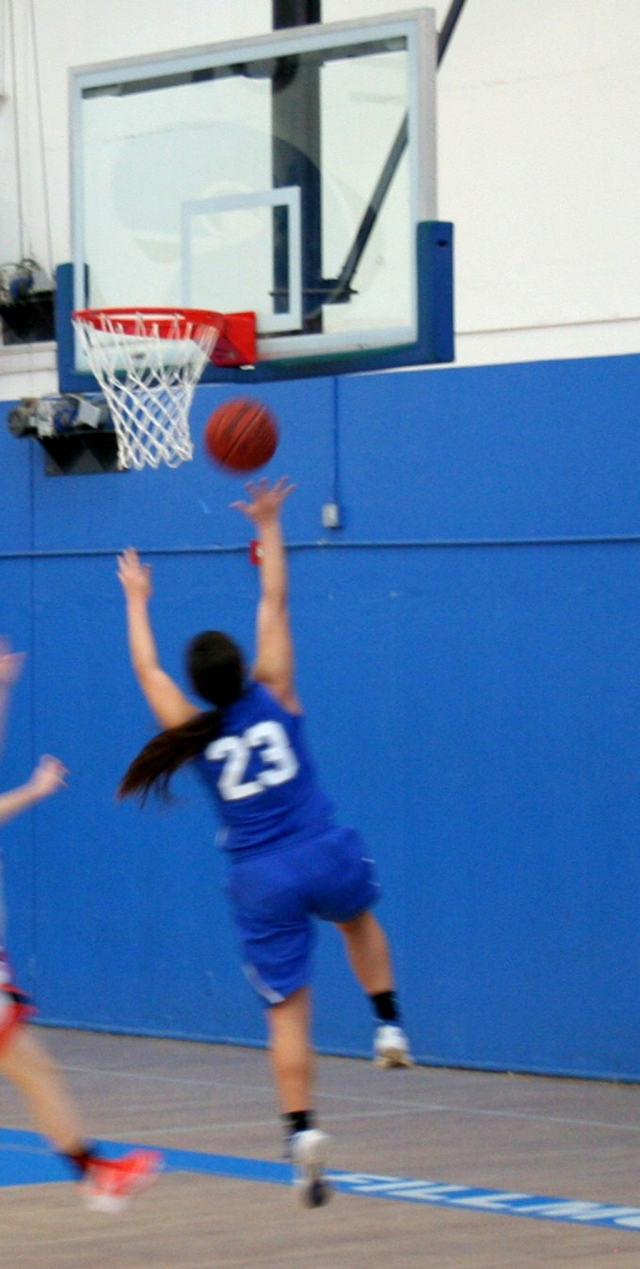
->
[60, 9, 454, 389]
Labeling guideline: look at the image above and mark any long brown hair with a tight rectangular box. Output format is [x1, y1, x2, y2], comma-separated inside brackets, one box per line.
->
[119, 631, 244, 805]
[118, 709, 223, 805]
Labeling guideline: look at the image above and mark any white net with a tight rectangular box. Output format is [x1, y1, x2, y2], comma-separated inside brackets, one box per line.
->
[72, 310, 221, 470]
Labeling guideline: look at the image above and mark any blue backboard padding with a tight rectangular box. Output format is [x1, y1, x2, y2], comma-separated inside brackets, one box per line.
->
[55, 222, 454, 391]
[2, 352, 640, 1077]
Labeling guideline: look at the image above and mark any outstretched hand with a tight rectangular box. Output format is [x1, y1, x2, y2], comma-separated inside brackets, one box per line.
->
[29, 755, 69, 801]
[117, 548, 153, 601]
[232, 476, 295, 525]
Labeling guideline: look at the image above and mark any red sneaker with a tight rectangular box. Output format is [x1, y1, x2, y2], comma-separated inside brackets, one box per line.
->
[82, 1149, 163, 1213]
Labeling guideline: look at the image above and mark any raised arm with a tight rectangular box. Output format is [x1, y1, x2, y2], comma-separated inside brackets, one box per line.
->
[117, 549, 200, 730]
[232, 477, 299, 712]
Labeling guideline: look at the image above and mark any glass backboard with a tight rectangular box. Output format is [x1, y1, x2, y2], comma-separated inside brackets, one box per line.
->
[61, 9, 451, 384]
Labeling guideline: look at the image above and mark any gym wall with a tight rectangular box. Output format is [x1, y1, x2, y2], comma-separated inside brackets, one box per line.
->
[1, 349, 639, 1079]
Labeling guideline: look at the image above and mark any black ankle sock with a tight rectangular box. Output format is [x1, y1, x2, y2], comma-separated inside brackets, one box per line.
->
[63, 1144, 98, 1177]
[370, 990, 400, 1024]
[284, 1109, 315, 1137]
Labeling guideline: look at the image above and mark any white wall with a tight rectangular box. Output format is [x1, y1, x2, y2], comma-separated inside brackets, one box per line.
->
[1, 0, 638, 398]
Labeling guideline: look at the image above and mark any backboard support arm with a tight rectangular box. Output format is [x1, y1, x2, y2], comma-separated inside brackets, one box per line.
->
[312, 0, 469, 318]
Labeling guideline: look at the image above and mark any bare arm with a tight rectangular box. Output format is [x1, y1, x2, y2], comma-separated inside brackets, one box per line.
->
[232, 477, 299, 712]
[0, 649, 67, 826]
[0, 756, 68, 829]
[0, 641, 25, 755]
[117, 549, 200, 730]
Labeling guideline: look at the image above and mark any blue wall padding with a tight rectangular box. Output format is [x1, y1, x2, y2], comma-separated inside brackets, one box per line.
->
[1, 353, 640, 1079]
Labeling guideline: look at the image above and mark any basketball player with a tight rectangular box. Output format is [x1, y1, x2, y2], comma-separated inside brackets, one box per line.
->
[117, 477, 411, 1208]
[0, 641, 161, 1212]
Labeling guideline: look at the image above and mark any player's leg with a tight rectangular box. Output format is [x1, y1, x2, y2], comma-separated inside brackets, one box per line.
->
[228, 847, 331, 1203]
[302, 827, 411, 1065]
[335, 907, 393, 995]
[335, 908, 412, 1066]
[0, 1020, 162, 1211]
[266, 986, 330, 1208]
[266, 985, 314, 1115]
[310, 826, 413, 1069]
[0, 1021, 86, 1151]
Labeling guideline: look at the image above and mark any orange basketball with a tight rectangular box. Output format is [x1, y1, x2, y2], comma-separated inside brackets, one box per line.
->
[204, 398, 278, 473]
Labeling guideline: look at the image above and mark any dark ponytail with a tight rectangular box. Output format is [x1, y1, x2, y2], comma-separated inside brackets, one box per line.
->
[120, 629, 245, 805]
[118, 709, 222, 805]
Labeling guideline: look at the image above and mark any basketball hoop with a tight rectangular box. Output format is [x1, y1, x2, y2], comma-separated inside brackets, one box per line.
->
[72, 307, 223, 470]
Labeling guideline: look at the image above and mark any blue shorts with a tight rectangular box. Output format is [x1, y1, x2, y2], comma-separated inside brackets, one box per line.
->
[227, 826, 380, 1005]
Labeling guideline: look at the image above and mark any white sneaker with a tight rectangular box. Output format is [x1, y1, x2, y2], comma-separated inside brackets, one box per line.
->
[290, 1129, 331, 1208]
[374, 1024, 413, 1068]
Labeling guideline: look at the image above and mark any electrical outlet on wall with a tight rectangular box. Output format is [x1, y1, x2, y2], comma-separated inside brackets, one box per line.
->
[322, 503, 341, 529]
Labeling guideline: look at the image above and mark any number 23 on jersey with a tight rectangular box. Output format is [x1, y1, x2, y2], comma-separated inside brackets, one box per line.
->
[205, 720, 299, 801]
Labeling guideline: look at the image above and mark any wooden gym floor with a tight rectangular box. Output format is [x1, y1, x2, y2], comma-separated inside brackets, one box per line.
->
[0, 1027, 639, 1267]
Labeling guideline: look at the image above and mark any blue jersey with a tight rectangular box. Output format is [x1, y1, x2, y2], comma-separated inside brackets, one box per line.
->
[195, 682, 335, 855]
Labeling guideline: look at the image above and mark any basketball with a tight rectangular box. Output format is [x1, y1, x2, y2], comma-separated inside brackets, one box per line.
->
[204, 398, 278, 473]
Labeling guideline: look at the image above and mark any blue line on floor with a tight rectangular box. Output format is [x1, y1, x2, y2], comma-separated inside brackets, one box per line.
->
[0, 1128, 638, 1232]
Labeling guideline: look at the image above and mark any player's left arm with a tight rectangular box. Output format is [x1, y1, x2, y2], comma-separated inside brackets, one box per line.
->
[0, 640, 25, 755]
[117, 549, 200, 730]
[232, 478, 301, 713]
[0, 755, 68, 828]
